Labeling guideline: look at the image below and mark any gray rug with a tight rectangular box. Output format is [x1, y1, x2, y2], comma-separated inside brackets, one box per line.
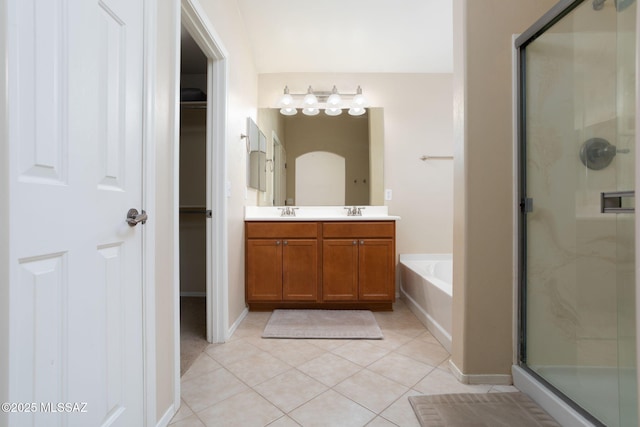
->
[262, 309, 383, 339]
[409, 393, 561, 427]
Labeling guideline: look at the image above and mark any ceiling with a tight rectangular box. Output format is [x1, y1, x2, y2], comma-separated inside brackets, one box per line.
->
[181, 0, 453, 75]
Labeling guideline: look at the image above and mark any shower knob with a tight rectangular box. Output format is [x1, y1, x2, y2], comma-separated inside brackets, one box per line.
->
[579, 137, 626, 170]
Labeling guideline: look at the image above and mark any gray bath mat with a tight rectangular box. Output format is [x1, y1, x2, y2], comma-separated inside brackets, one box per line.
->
[262, 309, 383, 339]
[409, 392, 560, 427]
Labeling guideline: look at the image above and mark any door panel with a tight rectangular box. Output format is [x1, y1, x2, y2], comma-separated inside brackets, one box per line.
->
[8, 0, 145, 425]
[520, 1, 636, 425]
[358, 239, 393, 300]
[283, 239, 318, 301]
[322, 240, 358, 301]
[246, 240, 283, 301]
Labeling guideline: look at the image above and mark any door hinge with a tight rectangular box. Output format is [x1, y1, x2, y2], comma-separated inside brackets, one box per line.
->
[520, 198, 533, 213]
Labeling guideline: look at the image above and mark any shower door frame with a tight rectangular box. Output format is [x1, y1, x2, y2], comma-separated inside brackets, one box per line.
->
[515, 0, 637, 425]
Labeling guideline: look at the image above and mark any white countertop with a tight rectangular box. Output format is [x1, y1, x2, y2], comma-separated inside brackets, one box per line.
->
[244, 206, 401, 221]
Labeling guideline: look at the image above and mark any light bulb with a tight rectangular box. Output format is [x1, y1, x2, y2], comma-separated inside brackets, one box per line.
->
[302, 86, 318, 108]
[326, 85, 342, 108]
[348, 86, 367, 116]
[278, 86, 297, 116]
[302, 107, 319, 116]
[325, 107, 342, 116]
[278, 86, 294, 107]
[280, 107, 297, 116]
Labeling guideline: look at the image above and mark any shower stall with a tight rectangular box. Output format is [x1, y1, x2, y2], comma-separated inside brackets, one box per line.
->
[516, 0, 637, 426]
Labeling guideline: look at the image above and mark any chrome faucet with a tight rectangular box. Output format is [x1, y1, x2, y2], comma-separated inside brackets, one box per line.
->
[278, 206, 298, 217]
[344, 206, 365, 216]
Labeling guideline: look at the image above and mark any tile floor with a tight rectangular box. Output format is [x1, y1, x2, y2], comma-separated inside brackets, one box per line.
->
[170, 300, 517, 426]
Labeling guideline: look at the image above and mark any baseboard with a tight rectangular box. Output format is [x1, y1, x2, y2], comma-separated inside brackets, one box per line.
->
[179, 291, 206, 297]
[227, 306, 249, 339]
[449, 359, 513, 385]
[156, 403, 176, 427]
[400, 287, 452, 353]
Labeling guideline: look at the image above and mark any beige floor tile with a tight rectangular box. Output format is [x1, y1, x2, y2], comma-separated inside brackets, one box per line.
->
[181, 368, 249, 412]
[225, 351, 292, 387]
[367, 330, 413, 351]
[169, 414, 206, 427]
[169, 399, 194, 424]
[267, 415, 302, 426]
[331, 340, 390, 367]
[254, 369, 328, 413]
[394, 338, 450, 367]
[366, 352, 435, 387]
[181, 353, 222, 382]
[230, 324, 266, 340]
[289, 390, 376, 427]
[265, 340, 327, 367]
[366, 416, 399, 426]
[413, 367, 492, 395]
[379, 390, 423, 427]
[334, 369, 409, 413]
[305, 338, 351, 351]
[249, 338, 287, 354]
[197, 389, 284, 427]
[297, 353, 363, 387]
[437, 357, 452, 372]
[177, 302, 522, 427]
[205, 339, 265, 365]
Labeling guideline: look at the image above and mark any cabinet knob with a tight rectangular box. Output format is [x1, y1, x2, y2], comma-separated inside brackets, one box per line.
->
[283, 240, 288, 245]
[275, 241, 281, 245]
[352, 240, 357, 245]
[360, 240, 364, 245]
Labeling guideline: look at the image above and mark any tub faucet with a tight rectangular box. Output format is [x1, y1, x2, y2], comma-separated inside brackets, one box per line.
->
[278, 206, 298, 217]
[344, 206, 365, 216]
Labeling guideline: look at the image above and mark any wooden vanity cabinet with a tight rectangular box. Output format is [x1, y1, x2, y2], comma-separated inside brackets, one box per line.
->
[245, 220, 395, 310]
[322, 222, 395, 302]
[245, 222, 319, 305]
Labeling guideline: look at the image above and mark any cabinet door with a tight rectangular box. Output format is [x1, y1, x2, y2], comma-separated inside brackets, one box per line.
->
[246, 239, 282, 301]
[322, 239, 358, 301]
[359, 239, 394, 300]
[283, 239, 318, 301]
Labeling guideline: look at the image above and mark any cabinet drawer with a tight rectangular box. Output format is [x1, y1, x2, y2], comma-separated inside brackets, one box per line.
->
[246, 221, 318, 238]
[322, 222, 395, 238]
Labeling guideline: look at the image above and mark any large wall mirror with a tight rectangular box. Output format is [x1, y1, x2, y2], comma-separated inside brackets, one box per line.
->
[256, 108, 384, 206]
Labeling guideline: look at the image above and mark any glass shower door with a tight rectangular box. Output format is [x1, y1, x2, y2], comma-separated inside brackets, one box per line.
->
[519, 1, 636, 426]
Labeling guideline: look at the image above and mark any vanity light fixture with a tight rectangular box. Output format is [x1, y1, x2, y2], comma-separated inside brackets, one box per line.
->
[277, 85, 368, 116]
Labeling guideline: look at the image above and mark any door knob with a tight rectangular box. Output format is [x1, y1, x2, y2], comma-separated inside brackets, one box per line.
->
[126, 208, 148, 226]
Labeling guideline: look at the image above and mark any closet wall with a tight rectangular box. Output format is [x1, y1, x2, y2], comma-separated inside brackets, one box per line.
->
[179, 70, 207, 295]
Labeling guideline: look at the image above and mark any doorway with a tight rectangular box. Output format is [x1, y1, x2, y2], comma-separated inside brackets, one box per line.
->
[179, 25, 208, 374]
[175, 2, 229, 410]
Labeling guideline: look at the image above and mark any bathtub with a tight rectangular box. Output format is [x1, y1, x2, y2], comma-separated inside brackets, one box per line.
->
[399, 254, 452, 353]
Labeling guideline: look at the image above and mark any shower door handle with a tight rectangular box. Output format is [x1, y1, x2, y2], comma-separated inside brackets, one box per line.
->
[601, 191, 635, 213]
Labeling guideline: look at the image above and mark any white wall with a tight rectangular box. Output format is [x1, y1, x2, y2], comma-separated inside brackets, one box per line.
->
[259, 73, 455, 262]
[0, 1, 9, 424]
[198, 0, 258, 327]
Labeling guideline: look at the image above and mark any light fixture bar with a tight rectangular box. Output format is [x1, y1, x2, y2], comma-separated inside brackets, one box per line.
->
[277, 85, 368, 116]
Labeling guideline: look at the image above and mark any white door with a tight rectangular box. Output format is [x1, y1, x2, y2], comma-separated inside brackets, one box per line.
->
[7, 0, 145, 426]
